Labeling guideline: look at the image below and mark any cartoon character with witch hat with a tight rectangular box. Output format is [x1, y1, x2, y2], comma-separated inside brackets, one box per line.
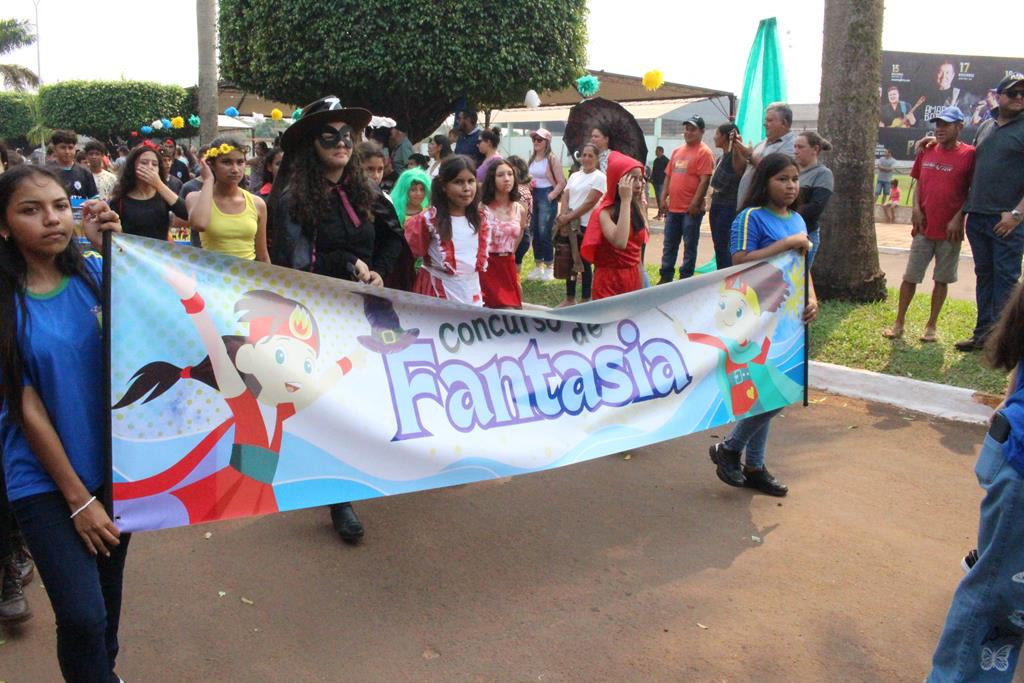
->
[357, 294, 419, 353]
[112, 267, 361, 524]
[675, 261, 802, 420]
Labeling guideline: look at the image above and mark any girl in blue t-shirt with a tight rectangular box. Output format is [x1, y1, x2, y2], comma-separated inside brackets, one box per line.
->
[708, 153, 818, 497]
[0, 165, 126, 680]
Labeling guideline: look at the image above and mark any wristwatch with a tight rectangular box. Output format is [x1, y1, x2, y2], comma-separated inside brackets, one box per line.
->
[1013, 209, 1023, 224]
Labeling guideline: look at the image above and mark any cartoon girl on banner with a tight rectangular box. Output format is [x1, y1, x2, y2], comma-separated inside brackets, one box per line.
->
[680, 262, 802, 419]
[112, 267, 359, 524]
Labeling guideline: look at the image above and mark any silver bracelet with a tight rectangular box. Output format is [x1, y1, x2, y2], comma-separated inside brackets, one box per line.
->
[70, 495, 97, 519]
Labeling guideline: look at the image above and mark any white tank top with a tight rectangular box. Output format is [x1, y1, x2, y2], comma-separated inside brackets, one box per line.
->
[529, 158, 553, 188]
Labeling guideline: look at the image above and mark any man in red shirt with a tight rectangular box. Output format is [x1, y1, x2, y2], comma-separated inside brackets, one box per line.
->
[883, 106, 975, 343]
[658, 115, 715, 283]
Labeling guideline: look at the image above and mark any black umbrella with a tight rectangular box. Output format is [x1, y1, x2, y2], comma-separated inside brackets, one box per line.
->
[564, 98, 648, 165]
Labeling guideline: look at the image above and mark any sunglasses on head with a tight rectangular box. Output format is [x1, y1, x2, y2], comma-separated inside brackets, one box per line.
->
[316, 124, 354, 149]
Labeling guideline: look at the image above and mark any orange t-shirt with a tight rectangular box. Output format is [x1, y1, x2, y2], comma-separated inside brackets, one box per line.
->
[667, 142, 715, 213]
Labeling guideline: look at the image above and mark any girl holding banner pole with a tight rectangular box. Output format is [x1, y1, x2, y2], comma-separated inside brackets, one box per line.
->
[707, 153, 818, 497]
[0, 165, 127, 681]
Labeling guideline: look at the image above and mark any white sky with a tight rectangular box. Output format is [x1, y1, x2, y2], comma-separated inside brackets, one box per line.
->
[3, 1, 1023, 104]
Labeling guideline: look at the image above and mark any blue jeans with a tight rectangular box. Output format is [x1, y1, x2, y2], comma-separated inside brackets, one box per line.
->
[875, 179, 890, 202]
[709, 204, 737, 270]
[530, 187, 557, 265]
[807, 229, 820, 270]
[661, 211, 704, 281]
[966, 213, 1024, 342]
[928, 430, 1024, 681]
[12, 490, 131, 682]
[723, 408, 784, 470]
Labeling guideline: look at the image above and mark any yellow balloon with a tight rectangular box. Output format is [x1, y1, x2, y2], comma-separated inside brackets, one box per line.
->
[271, 108, 283, 121]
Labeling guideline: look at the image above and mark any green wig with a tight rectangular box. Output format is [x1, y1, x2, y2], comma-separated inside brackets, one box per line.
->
[391, 168, 432, 221]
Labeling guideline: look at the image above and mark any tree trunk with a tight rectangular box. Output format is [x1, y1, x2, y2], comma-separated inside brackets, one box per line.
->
[813, 0, 887, 301]
[197, 0, 218, 145]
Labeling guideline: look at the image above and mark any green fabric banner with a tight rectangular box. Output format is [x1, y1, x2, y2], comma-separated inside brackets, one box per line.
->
[736, 18, 788, 142]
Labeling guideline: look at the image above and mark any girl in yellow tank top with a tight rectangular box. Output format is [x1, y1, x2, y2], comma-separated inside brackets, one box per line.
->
[186, 136, 269, 262]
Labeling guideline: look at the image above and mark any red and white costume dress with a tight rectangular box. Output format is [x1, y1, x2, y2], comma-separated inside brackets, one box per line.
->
[405, 206, 491, 306]
[479, 203, 523, 309]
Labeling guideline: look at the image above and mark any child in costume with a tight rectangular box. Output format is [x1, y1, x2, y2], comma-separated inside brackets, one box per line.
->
[385, 167, 431, 291]
[580, 150, 649, 300]
[405, 155, 491, 305]
[480, 159, 526, 309]
[113, 269, 360, 524]
[705, 152, 818, 497]
[0, 166, 127, 680]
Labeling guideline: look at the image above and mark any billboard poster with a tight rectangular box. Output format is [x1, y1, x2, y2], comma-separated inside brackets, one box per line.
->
[878, 51, 1023, 159]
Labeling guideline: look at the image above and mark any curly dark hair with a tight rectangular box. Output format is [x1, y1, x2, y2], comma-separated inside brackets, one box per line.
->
[270, 138, 374, 233]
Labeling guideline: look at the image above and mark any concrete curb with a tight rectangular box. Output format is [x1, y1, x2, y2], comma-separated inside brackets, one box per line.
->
[810, 360, 994, 425]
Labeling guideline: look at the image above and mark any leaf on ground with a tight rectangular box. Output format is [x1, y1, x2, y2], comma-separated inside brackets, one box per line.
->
[240, 597, 254, 605]
[751, 535, 762, 543]
[204, 532, 213, 539]
[422, 647, 441, 660]
[848, 425, 858, 430]
[217, 591, 227, 598]
[696, 623, 709, 629]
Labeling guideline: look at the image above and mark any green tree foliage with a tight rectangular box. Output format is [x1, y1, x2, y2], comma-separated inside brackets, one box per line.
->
[0, 18, 39, 91]
[219, 0, 588, 140]
[38, 80, 188, 141]
[0, 91, 34, 141]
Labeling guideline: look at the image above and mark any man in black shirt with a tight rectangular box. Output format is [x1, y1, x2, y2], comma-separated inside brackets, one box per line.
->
[650, 146, 669, 219]
[48, 130, 98, 206]
[162, 139, 191, 183]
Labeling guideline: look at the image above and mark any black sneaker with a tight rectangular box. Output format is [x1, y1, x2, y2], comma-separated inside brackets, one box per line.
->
[709, 442, 745, 487]
[954, 337, 983, 352]
[329, 502, 365, 544]
[962, 548, 979, 573]
[13, 545, 33, 585]
[0, 560, 31, 624]
[743, 467, 789, 497]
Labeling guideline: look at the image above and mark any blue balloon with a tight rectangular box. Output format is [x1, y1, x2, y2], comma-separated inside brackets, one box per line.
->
[161, 118, 172, 129]
[140, 125, 153, 134]
[224, 106, 239, 117]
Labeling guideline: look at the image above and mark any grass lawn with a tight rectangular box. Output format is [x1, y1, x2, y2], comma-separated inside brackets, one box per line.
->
[518, 252, 1008, 395]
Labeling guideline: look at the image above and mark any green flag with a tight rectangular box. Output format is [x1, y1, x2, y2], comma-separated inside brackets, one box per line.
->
[736, 18, 787, 142]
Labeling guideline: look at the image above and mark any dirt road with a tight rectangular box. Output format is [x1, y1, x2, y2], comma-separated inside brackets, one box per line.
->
[1, 395, 987, 681]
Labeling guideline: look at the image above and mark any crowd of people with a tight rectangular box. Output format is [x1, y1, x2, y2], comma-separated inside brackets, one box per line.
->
[1, 69, 1022, 680]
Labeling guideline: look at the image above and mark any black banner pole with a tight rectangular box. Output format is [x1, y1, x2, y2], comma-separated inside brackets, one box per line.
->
[803, 253, 809, 407]
[102, 230, 113, 512]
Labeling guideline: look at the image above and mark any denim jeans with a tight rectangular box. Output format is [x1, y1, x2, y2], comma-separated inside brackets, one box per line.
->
[12, 490, 131, 682]
[530, 187, 557, 265]
[709, 204, 737, 270]
[660, 211, 705, 281]
[966, 213, 1024, 342]
[807, 229, 820, 270]
[875, 179, 890, 201]
[723, 408, 783, 470]
[515, 214, 532, 266]
[928, 431, 1024, 681]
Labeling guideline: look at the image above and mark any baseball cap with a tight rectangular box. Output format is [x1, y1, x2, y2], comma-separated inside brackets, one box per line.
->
[996, 73, 1024, 94]
[531, 128, 552, 141]
[683, 115, 705, 130]
[929, 106, 965, 124]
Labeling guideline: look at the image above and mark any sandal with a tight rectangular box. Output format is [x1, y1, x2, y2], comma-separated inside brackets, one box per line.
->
[920, 328, 938, 343]
[882, 325, 904, 339]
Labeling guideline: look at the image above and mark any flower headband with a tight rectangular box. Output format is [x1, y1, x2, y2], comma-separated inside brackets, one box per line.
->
[205, 143, 238, 160]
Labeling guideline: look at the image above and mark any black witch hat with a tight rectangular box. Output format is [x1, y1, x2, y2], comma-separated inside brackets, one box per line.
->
[357, 294, 420, 354]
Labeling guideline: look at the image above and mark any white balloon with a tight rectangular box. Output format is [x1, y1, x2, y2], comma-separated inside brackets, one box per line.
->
[524, 89, 541, 109]
[252, 112, 266, 122]
[151, 119, 163, 130]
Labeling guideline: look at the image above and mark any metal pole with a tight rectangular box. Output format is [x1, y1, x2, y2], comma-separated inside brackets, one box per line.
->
[32, 0, 41, 83]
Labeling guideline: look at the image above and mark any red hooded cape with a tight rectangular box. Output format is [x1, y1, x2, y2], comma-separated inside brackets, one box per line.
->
[580, 150, 648, 267]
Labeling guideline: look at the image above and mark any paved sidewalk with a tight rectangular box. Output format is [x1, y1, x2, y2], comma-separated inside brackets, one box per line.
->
[0, 395, 985, 681]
